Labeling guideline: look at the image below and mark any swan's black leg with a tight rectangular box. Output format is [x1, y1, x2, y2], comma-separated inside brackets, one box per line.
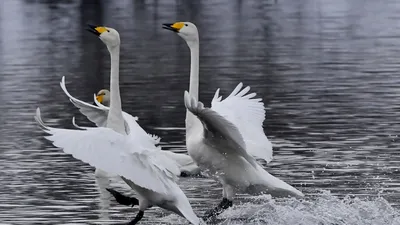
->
[180, 171, 190, 177]
[202, 198, 233, 220]
[106, 188, 139, 207]
[127, 210, 144, 225]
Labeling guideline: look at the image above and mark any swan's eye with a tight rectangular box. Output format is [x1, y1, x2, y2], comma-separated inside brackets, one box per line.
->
[107, 30, 110, 32]
[185, 24, 188, 27]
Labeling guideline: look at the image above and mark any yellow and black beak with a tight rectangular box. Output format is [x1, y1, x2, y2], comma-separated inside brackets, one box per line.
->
[96, 94, 103, 103]
[86, 24, 107, 36]
[162, 22, 184, 33]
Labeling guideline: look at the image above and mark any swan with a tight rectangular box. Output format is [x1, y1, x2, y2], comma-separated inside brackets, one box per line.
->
[93, 89, 201, 177]
[35, 24, 200, 225]
[163, 22, 304, 218]
[58, 85, 201, 177]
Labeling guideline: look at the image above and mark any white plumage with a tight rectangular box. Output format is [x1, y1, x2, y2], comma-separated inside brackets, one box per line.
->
[184, 92, 304, 198]
[59, 76, 201, 177]
[35, 108, 199, 224]
[163, 22, 304, 218]
[35, 108, 179, 195]
[211, 82, 273, 163]
[35, 25, 200, 225]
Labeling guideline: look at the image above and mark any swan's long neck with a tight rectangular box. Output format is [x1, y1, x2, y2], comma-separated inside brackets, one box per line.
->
[107, 45, 125, 134]
[188, 42, 199, 100]
[185, 40, 201, 133]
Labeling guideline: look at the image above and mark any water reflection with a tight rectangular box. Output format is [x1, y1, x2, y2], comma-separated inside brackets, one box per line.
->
[1, 0, 400, 224]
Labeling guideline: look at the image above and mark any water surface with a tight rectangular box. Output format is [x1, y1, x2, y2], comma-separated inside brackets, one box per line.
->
[1, 0, 400, 224]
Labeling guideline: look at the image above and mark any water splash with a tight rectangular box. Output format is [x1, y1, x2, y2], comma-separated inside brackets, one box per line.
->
[213, 192, 400, 225]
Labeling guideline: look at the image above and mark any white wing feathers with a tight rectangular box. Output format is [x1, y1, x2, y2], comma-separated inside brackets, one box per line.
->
[34, 108, 180, 195]
[71, 117, 86, 130]
[184, 91, 258, 168]
[60, 76, 160, 145]
[60, 76, 109, 127]
[91, 93, 161, 147]
[211, 83, 273, 163]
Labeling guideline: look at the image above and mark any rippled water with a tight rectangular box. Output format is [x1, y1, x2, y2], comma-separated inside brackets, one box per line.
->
[1, 0, 400, 224]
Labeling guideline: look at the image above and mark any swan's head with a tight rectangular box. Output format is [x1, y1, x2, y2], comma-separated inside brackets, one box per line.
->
[96, 89, 110, 106]
[86, 24, 120, 48]
[162, 22, 199, 46]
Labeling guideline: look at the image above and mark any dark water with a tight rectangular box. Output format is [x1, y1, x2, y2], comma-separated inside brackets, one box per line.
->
[1, 0, 400, 224]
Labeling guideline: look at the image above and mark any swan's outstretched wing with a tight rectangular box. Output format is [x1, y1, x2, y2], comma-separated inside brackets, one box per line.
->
[184, 91, 257, 168]
[211, 83, 273, 163]
[60, 76, 110, 127]
[91, 94, 161, 147]
[60, 76, 160, 145]
[160, 151, 201, 175]
[35, 108, 180, 194]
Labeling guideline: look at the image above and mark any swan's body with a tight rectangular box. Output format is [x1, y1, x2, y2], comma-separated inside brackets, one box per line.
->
[92, 89, 201, 177]
[183, 93, 304, 198]
[35, 25, 199, 225]
[163, 22, 303, 217]
[60, 84, 201, 177]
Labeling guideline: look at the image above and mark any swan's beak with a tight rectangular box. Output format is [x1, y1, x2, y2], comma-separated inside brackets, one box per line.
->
[96, 95, 103, 103]
[86, 24, 107, 36]
[162, 22, 183, 33]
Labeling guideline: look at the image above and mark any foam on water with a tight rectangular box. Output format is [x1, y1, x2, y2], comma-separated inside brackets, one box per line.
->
[2, 0, 400, 224]
[138, 191, 400, 225]
[212, 192, 400, 225]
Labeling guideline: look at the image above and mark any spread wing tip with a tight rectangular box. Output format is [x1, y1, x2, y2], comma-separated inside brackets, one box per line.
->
[72, 117, 87, 130]
[59, 76, 71, 98]
[34, 107, 48, 131]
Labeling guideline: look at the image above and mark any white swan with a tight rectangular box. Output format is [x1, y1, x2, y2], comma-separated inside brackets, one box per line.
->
[163, 22, 304, 218]
[59, 85, 201, 177]
[35, 24, 200, 225]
